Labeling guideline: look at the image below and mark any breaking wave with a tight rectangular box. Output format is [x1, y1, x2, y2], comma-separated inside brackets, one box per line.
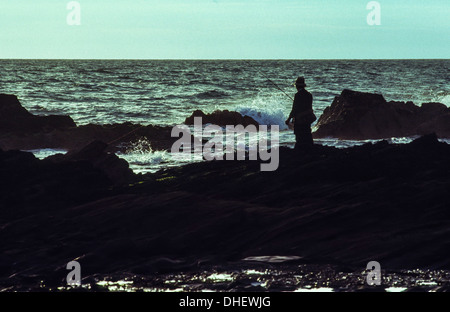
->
[235, 95, 290, 130]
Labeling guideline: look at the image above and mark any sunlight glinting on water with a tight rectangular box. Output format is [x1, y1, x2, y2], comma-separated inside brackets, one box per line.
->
[294, 287, 335, 292]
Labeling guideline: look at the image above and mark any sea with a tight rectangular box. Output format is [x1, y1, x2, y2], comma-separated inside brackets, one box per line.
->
[1, 59, 449, 173]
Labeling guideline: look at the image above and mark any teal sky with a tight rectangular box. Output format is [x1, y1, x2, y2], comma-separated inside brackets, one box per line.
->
[1, 0, 448, 59]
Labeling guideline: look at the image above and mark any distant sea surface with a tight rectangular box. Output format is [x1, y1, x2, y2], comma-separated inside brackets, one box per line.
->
[1, 59, 449, 172]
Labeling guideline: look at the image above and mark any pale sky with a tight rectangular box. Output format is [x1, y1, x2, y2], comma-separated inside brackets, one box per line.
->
[0, 0, 449, 59]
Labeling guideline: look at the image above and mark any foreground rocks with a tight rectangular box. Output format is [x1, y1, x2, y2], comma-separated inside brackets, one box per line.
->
[47, 140, 135, 185]
[1, 134, 450, 290]
[314, 89, 450, 140]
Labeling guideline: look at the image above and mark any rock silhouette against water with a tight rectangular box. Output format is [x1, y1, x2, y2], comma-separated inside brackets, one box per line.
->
[2, 91, 450, 152]
[0, 94, 179, 152]
[314, 89, 450, 139]
[0, 94, 76, 133]
[184, 109, 259, 127]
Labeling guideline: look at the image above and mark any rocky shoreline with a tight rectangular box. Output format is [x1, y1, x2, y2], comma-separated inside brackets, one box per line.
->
[1, 90, 450, 153]
[1, 133, 450, 290]
[1, 91, 450, 291]
[0, 94, 262, 152]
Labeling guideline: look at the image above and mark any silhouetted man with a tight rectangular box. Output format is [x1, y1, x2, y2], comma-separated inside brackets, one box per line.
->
[285, 77, 315, 149]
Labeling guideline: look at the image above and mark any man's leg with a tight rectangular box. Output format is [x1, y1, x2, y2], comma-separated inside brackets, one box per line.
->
[295, 133, 301, 150]
[295, 125, 313, 149]
[305, 126, 313, 146]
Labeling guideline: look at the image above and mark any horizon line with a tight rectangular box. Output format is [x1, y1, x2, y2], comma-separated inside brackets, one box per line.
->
[0, 57, 449, 61]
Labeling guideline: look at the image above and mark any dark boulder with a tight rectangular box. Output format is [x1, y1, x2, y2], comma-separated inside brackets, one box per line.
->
[48, 140, 135, 185]
[0, 94, 179, 152]
[0, 148, 112, 217]
[313, 89, 450, 140]
[185, 109, 259, 127]
[0, 94, 33, 118]
[0, 94, 76, 134]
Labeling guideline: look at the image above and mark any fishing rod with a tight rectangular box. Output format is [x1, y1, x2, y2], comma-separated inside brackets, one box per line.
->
[243, 60, 294, 101]
[107, 124, 146, 146]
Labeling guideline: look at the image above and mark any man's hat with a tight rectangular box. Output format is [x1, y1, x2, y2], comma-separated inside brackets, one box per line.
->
[294, 77, 306, 87]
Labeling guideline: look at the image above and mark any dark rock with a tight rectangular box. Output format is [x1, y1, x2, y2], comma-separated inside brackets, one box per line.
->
[0, 149, 112, 218]
[0, 94, 33, 118]
[65, 140, 110, 160]
[48, 140, 135, 185]
[2, 134, 450, 292]
[0, 95, 178, 152]
[0, 94, 76, 133]
[313, 89, 450, 139]
[59, 123, 178, 152]
[185, 109, 259, 127]
[0, 121, 179, 153]
[409, 132, 439, 147]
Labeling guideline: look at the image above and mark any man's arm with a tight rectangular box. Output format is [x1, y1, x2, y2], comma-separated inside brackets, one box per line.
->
[286, 94, 297, 124]
[288, 92, 314, 122]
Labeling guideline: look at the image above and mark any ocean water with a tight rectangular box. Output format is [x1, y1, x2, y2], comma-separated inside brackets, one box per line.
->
[1, 59, 449, 172]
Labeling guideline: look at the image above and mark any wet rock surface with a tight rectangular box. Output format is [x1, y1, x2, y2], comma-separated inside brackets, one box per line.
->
[53, 263, 450, 292]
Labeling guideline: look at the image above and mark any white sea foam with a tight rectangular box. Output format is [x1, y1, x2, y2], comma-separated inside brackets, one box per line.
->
[116, 138, 172, 174]
[116, 138, 202, 174]
[26, 148, 67, 159]
[235, 94, 290, 130]
[438, 94, 450, 107]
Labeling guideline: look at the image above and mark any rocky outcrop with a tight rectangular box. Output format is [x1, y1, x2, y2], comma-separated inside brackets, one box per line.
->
[185, 109, 259, 127]
[0, 94, 76, 133]
[0, 95, 180, 152]
[47, 140, 135, 185]
[313, 89, 450, 139]
[0, 147, 113, 220]
[0, 122, 179, 152]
